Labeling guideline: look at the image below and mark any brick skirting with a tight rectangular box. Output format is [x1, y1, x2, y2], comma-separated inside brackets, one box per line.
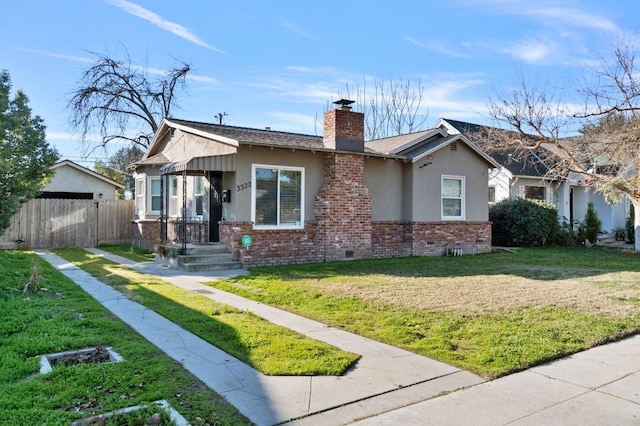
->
[220, 220, 492, 267]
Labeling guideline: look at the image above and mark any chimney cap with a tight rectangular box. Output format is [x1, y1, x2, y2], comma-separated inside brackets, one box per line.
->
[334, 99, 355, 109]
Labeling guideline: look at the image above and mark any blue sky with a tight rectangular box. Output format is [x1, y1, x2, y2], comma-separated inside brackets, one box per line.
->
[1, 0, 637, 165]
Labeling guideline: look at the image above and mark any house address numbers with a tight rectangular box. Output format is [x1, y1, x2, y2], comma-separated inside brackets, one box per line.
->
[237, 181, 251, 192]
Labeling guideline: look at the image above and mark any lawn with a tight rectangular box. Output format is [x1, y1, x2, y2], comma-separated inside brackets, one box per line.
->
[204, 246, 640, 379]
[52, 248, 359, 376]
[97, 243, 155, 262]
[0, 250, 251, 425]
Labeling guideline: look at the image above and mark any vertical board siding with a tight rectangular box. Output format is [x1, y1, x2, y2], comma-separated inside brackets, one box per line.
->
[0, 199, 135, 249]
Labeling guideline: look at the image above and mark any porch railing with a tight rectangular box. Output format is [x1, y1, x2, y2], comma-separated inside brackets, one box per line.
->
[167, 217, 204, 250]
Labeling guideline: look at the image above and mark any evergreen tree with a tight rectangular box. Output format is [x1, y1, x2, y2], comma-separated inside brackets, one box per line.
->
[0, 70, 58, 235]
[582, 202, 602, 244]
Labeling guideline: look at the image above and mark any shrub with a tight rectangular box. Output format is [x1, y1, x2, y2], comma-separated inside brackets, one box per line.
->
[581, 202, 602, 244]
[626, 203, 635, 244]
[489, 198, 562, 247]
[554, 217, 581, 246]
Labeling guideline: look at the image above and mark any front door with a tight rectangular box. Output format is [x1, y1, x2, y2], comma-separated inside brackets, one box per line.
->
[209, 171, 223, 242]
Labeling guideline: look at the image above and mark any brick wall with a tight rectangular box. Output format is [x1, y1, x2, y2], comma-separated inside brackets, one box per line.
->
[133, 219, 211, 249]
[220, 222, 323, 267]
[371, 222, 412, 258]
[371, 221, 492, 258]
[314, 153, 372, 261]
[131, 220, 161, 249]
[220, 219, 492, 267]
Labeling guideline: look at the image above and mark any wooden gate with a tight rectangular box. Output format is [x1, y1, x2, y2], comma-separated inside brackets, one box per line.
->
[0, 199, 135, 249]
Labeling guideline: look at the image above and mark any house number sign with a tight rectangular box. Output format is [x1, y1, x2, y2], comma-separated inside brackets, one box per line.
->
[241, 235, 253, 248]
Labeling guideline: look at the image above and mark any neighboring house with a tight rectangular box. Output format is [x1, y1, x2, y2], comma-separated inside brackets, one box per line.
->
[41, 160, 125, 200]
[131, 101, 499, 267]
[438, 118, 629, 232]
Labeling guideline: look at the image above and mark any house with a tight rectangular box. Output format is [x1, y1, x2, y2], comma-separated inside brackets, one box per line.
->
[130, 101, 499, 268]
[438, 118, 629, 232]
[40, 160, 125, 200]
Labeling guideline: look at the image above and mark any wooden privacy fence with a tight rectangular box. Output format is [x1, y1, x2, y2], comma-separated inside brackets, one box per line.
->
[0, 199, 135, 249]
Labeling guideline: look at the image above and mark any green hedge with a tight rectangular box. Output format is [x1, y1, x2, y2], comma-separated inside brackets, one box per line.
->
[490, 198, 567, 247]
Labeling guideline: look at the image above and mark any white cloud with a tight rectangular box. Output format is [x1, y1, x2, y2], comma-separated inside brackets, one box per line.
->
[405, 36, 469, 58]
[264, 111, 320, 134]
[418, 73, 490, 119]
[519, 7, 619, 32]
[20, 48, 218, 85]
[503, 39, 553, 64]
[277, 18, 313, 39]
[455, 0, 620, 32]
[17, 48, 94, 64]
[105, 0, 225, 53]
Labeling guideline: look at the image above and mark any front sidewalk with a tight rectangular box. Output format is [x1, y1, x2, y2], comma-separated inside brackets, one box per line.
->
[37, 249, 484, 426]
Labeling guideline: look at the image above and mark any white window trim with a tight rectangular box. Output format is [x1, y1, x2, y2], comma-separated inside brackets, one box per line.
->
[135, 178, 145, 215]
[441, 175, 465, 221]
[169, 176, 179, 217]
[149, 177, 161, 215]
[194, 176, 204, 217]
[251, 164, 305, 230]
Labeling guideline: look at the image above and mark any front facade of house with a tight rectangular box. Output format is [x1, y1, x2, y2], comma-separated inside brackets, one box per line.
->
[131, 103, 499, 267]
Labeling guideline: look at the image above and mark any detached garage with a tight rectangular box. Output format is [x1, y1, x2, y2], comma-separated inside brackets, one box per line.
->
[40, 160, 124, 200]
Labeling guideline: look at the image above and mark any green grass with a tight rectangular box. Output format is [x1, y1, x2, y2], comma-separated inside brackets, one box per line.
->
[0, 250, 250, 425]
[52, 248, 359, 376]
[204, 246, 640, 379]
[97, 243, 155, 262]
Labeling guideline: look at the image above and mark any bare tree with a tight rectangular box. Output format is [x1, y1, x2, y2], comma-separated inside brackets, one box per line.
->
[340, 79, 429, 140]
[475, 42, 640, 250]
[68, 51, 191, 150]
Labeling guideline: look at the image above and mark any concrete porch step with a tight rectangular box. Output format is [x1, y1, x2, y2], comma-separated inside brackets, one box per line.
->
[177, 253, 235, 265]
[156, 244, 244, 272]
[179, 260, 244, 272]
[177, 252, 243, 272]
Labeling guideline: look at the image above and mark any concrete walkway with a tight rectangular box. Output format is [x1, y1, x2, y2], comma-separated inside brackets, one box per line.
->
[36, 249, 640, 425]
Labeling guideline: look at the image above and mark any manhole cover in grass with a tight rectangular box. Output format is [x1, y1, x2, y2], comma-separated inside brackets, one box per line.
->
[40, 346, 123, 374]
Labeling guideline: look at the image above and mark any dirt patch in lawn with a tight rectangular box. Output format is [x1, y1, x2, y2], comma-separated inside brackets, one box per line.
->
[313, 269, 640, 316]
[50, 346, 111, 367]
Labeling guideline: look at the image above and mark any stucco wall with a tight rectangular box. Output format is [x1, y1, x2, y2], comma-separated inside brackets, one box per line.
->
[365, 157, 404, 221]
[45, 165, 118, 200]
[161, 129, 237, 159]
[230, 145, 325, 223]
[409, 143, 490, 222]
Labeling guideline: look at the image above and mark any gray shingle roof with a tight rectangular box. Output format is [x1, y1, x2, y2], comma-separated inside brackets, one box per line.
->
[169, 118, 324, 150]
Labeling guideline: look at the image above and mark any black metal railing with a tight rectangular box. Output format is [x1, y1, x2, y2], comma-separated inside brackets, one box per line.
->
[168, 217, 204, 250]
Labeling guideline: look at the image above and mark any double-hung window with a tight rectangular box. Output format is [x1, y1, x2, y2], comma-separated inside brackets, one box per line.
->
[135, 178, 145, 215]
[442, 176, 465, 220]
[194, 176, 204, 216]
[150, 178, 161, 214]
[169, 176, 178, 217]
[252, 164, 304, 229]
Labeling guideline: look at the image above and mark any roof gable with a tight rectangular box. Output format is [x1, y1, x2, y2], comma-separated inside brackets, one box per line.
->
[438, 118, 551, 177]
[52, 160, 125, 189]
[367, 126, 499, 167]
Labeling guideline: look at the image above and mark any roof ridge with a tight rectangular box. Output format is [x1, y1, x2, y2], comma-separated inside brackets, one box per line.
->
[168, 118, 321, 139]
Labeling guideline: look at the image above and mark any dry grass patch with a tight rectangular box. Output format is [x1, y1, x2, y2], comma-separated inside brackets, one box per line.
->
[313, 270, 640, 316]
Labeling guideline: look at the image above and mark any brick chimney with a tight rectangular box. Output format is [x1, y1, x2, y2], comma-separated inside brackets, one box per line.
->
[315, 99, 371, 262]
[323, 99, 365, 152]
